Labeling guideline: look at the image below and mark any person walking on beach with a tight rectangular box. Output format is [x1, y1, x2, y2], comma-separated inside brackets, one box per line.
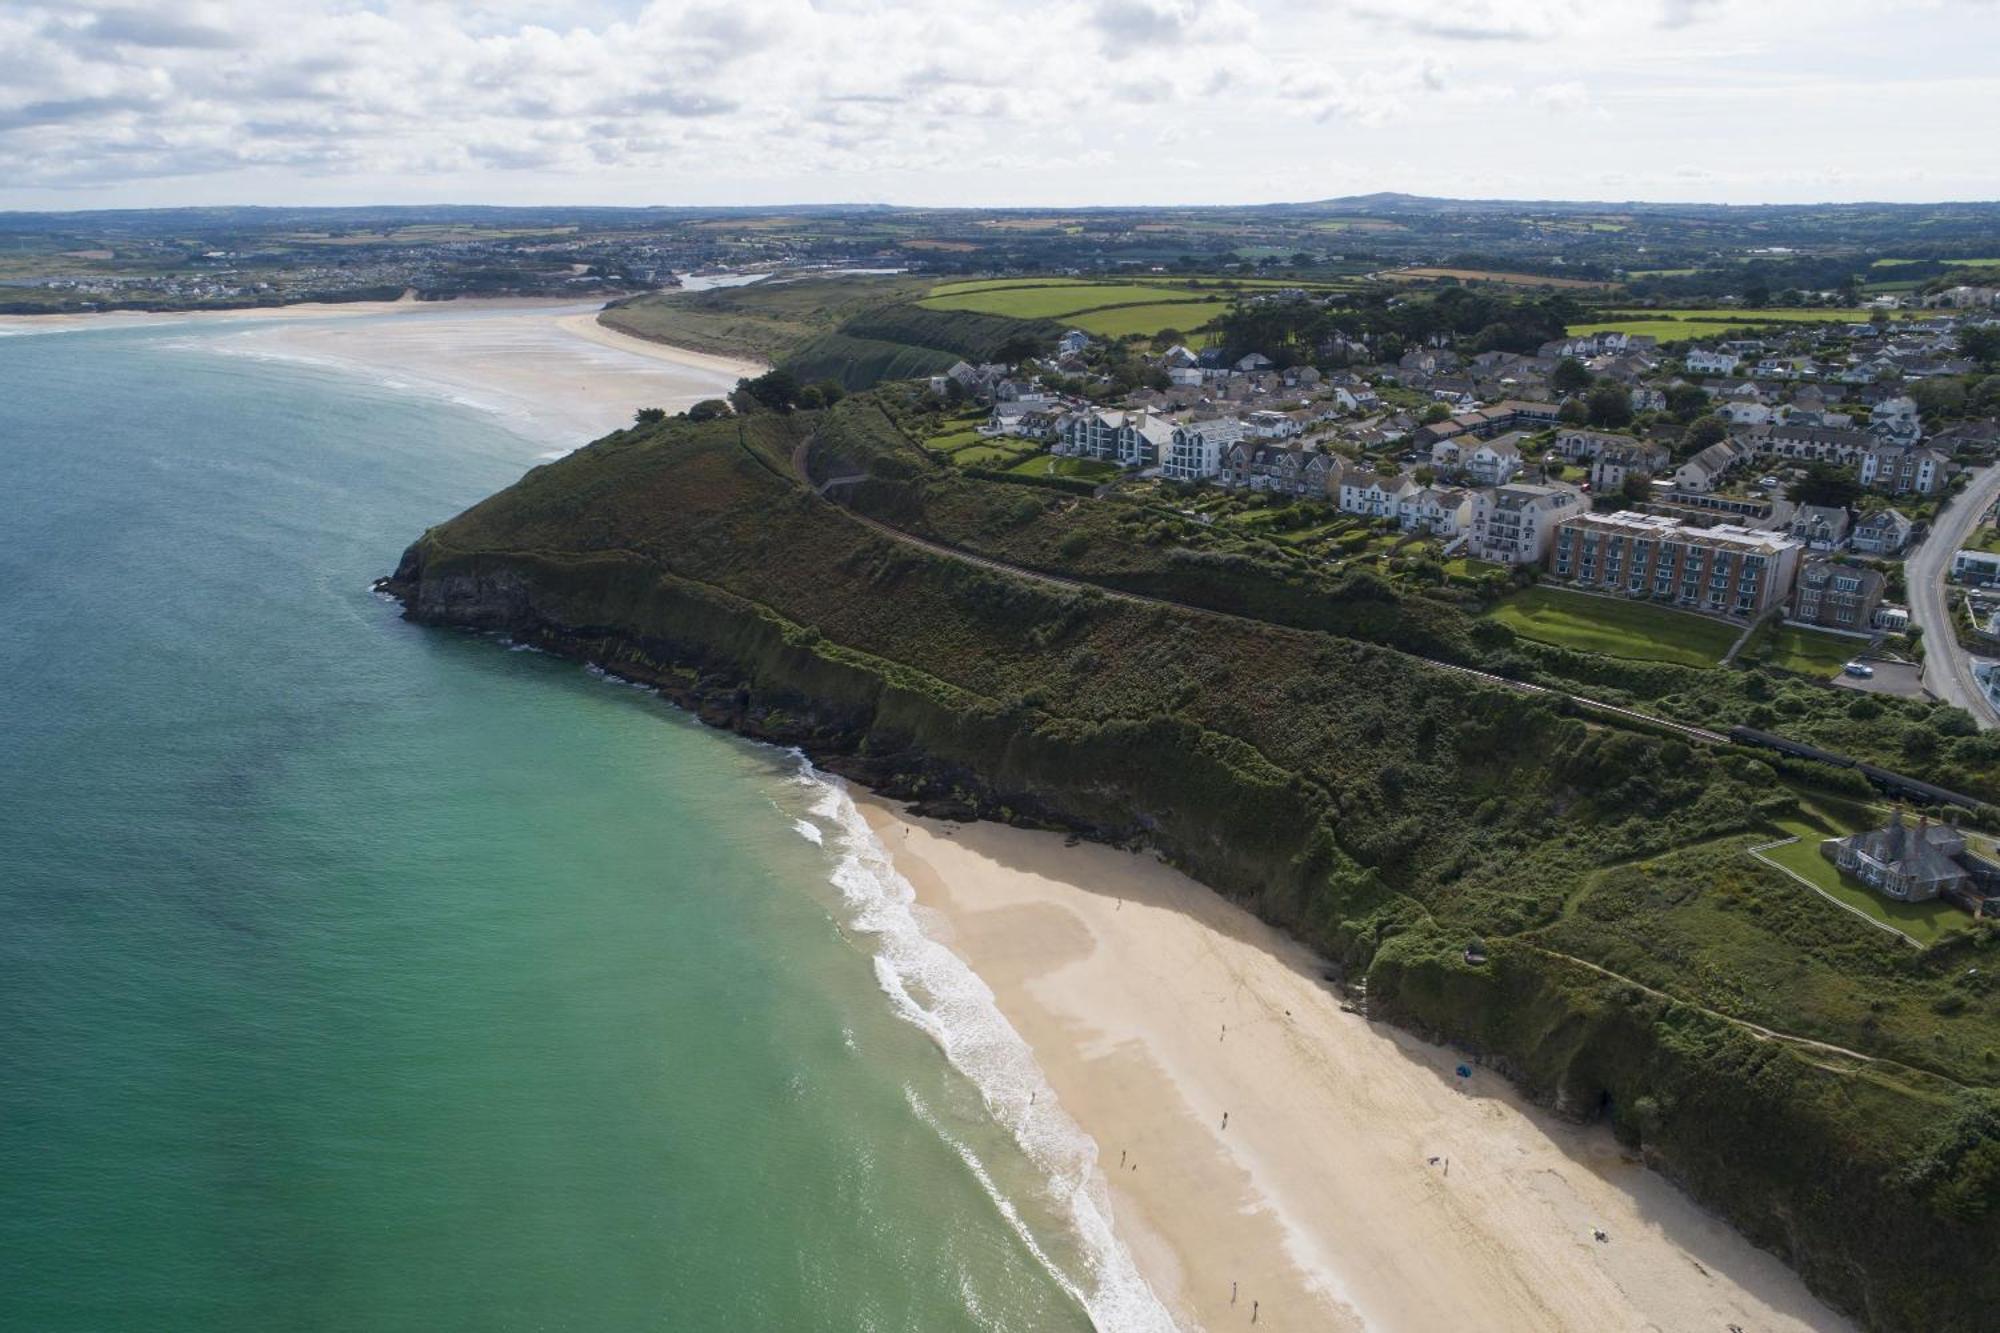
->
[1221, 1111, 1228, 1130]
[1252, 1299, 1259, 1323]
[1231, 1281, 1237, 1305]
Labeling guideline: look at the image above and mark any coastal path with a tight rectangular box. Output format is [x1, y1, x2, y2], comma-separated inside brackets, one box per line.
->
[1907, 463, 2000, 727]
[790, 432, 1732, 747]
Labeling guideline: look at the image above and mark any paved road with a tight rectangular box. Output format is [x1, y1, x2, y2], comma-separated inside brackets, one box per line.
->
[1908, 464, 2000, 725]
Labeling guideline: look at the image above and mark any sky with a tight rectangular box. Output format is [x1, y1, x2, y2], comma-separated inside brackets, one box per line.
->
[1, 0, 1997, 212]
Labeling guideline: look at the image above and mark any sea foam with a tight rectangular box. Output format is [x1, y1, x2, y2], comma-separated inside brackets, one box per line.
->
[793, 756, 1181, 1333]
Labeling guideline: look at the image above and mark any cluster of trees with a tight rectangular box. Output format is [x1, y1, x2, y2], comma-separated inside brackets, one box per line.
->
[729, 369, 847, 414]
[1212, 286, 1580, 367]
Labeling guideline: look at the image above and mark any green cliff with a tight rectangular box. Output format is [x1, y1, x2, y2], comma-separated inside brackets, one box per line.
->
[387, 400, 2000, 1330]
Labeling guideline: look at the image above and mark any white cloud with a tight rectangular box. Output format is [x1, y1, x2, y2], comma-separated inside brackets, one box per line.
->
[0, 0, 1994, 206]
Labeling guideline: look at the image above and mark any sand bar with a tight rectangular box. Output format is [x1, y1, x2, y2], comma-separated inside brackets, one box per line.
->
[861, 796, 1850, 1333]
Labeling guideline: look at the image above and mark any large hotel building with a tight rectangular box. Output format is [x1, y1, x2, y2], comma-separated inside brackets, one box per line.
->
[1548, 511, 1803, 618]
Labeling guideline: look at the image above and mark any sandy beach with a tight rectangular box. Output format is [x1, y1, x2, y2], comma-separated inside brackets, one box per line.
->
[0, 297, 765, 450]
[860, 795, 1850, 1333]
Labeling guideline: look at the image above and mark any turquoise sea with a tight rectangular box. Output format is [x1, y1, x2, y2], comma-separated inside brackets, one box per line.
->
[0, 318, 1165, 1331]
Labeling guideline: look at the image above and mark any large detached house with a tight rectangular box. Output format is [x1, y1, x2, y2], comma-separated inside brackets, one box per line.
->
[1793, 558, 1884, 632]
[1467, 484, 1585, 565]
[1850, 508, 1914, 556]
[1340, 472, 1418, 519]
[1826, 811, 2000, 909]
[1788, 504, 1851, 551]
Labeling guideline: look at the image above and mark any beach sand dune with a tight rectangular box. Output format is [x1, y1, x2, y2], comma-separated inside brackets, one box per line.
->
[863, 797, 1850, 1333]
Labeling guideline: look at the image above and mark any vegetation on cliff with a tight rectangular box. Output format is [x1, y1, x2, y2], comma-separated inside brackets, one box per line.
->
[391, 397, 2000, 1330]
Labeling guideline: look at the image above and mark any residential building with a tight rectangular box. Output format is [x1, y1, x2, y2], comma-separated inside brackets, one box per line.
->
[1850, 508, 1915, 556]
[1340, 471, 1418, 519]
[1548, 511, 1802, 616]
[1468, 484, 1586, 565]
[1590, 441, 1669, 495]
[1461, 432, 1526, 486]
[1672, 437, 1753, 493]
[1055, 408, 1174, 469]
[1219, 442, 1342, 499]
[1953, 549, 2000, 585]
[1161, 417, 1247, 482]
[1555, 428, 1634, 462]
[1399, 485, 1473, 537]
[1788, 504, 1851, 551]
[1825, 810, 2000, 908]
[1793, 558, 1884, 632]
[1686, 348, 1741, 375]
[1860, 443, 1950, 496]
[1744, 423, 1873, 466]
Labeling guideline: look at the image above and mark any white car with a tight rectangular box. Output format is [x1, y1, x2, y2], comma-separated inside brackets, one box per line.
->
[1844, 661, 1875, 679]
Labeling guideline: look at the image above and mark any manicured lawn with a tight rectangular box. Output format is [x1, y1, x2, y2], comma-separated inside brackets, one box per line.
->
[950, 443, 1039, 468]
[1965, 525, 2000, 554]
[1444, 556, 1509, 579]
[1069, 300, 1231, 341]
[926, 427, 985, 453]
[916, 283, 1211, 319]
[1744, 622, 1863, 678]
[1755, 819, 1979, 946]
[1001, 454, 1119, 481]
[1484, 586, 1740, 667]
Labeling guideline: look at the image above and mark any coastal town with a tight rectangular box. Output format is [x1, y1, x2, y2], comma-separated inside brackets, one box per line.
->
[925, 290, 2000, 731]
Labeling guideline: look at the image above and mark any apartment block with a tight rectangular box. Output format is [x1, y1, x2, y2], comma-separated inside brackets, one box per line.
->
[1549, 510, 1802, 617]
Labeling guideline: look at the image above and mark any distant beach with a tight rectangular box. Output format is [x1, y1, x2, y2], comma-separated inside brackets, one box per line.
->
[0, 295, 766, 449]
[861, 794, 1851, 1333]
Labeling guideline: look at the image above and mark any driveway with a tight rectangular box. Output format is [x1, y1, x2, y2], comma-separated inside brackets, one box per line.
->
[1830, 659, 1927, 699]
[1906, 464, 2000, 725]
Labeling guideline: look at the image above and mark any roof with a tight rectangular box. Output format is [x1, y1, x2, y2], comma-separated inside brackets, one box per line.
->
[1841, 812, 1968, 885]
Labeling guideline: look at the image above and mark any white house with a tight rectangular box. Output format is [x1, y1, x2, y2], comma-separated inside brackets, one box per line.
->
[1467, 484, 1586, 565]
[1340, 472, 1418, 519]
[1399, 485, 1474, 537]
[1686, 349, 1741, 375]
[1161, 418, 1247, 482]
[1462, 434, 1525, 487]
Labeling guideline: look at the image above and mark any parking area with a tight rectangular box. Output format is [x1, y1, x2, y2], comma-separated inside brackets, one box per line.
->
[1829, 659, 1928, 699]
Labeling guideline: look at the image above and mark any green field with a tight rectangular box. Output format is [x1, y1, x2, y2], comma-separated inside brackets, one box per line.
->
[926, 278, 1092, 297]
[1873, 257, 2000, 269]
[1069, 299, 1231, 341]
[1743, 622, 1864, 678]
[949, 443, 1039, 468]
[1569, 307, 1922, 341]
[1003, 454, 1119, 481]
[1485, 585, 1741, 667]
[917, 283, 1216, 320]
[1755, 819, 1978, 946]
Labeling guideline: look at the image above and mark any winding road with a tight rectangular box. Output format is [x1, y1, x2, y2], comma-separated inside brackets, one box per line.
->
[1907, 463, 2000, 726]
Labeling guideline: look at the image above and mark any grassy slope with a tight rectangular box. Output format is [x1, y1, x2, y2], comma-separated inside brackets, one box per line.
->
[393, 400, 2000, 1328]
[599, 275, 1063, 389]
[1485, 586, 1740, 668]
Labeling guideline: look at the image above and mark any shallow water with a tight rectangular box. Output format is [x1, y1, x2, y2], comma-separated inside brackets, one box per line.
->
[0, 319, 1133, 1331]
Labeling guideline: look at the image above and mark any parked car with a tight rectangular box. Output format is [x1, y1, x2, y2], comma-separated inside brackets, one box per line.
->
[1759, 475, 1781, 488]
[1844, 661, 1875, 678]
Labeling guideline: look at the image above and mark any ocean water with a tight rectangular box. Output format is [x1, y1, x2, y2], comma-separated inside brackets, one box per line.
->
[0, 319, 1159, 1331]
